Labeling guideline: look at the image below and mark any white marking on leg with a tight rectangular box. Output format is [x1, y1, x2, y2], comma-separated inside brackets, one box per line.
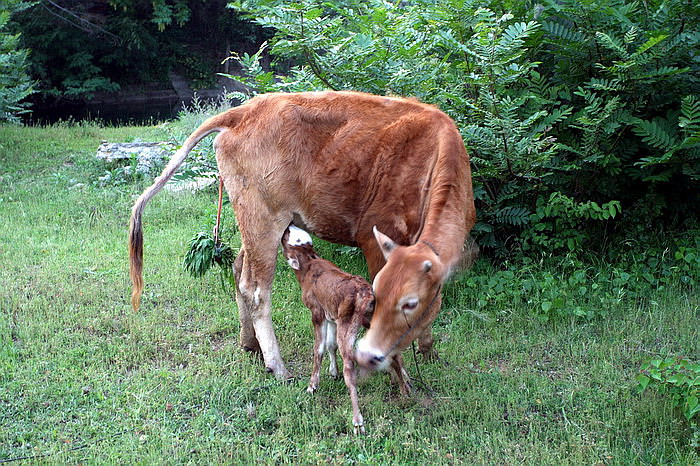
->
[287, 225, 312, 246]
[318, 321, 327, 355]
[325, 320, 338, 377]
[254, 287, 261, 306]
[325, 320, 337, 350]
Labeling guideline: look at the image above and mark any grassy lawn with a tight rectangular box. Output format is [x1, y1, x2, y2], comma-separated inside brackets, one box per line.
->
[0, 122, 697, 464]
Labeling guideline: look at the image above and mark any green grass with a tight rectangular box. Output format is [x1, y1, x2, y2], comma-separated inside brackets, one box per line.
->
[1, 122, 698, 464]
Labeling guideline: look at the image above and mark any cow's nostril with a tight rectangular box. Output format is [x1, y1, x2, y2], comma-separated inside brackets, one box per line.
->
[372, 355, 385, 363]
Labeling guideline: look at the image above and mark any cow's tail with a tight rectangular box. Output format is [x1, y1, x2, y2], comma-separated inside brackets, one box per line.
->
[129, 108, 244, 310]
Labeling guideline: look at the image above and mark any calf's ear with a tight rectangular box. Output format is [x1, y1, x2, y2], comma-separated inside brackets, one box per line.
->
[287, 257, 300, 270]
[373, 226, 397, 260]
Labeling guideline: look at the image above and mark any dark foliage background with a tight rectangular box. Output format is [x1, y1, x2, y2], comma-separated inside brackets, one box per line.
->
[8, 0, 266, 100]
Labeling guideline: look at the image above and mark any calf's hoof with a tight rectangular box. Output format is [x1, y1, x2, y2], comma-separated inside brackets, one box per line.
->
[353, 422, 366, 435]
[306, 384, 318, 394]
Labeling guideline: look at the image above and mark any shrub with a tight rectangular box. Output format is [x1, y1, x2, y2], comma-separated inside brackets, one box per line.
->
[0, 0, 34, 123]
[454, 241, 698, 323]
[637, 356, 700, 448]
[227, 0, 699, 255]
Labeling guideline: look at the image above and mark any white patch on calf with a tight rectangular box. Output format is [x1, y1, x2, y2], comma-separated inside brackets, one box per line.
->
[287, 225, 312, 246]
[318, 321, 327, 355]
[254, 287, 261, 306]
[325, 320, 337, 351]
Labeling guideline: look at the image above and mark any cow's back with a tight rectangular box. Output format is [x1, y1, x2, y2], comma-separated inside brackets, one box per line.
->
[218, 91, 459, 247]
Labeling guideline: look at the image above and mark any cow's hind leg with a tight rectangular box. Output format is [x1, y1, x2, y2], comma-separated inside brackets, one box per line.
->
[233, 249, 261, 354]
[233, 216, 292, 380]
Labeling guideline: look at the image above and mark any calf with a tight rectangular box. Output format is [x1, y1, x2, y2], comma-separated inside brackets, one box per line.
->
[282, 225, 410, 434]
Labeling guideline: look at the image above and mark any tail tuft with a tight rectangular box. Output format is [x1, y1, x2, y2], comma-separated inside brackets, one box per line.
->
[129, 204, 144, 310]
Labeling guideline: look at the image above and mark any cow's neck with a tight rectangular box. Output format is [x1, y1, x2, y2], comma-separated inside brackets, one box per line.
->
[419, 210, 467, 274]
[416, 154, 470, 275]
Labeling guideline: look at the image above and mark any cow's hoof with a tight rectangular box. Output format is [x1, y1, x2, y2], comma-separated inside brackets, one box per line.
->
[306, 384, 318, 394]
[265, 365, 293, 381]
[419, 347, 439, 362]
[399, 379, 414, 396]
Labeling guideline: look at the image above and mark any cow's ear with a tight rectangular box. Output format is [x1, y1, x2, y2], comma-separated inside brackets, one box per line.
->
[373, 226, 397, 260]
[287, 257, 300, 270]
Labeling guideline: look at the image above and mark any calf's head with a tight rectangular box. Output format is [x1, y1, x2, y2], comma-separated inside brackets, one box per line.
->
[355, 227, 445, 371]
[281, 225, 318, 272]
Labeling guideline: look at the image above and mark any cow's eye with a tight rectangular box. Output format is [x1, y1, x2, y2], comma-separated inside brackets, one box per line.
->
[401, 297, 419, 312]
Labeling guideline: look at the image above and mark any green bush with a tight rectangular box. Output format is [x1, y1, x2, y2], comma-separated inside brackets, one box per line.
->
[452, 240, 698, 323]
[227, 0, 699, 255]
[637, 356, 700, 448]
[0, 0, 34, 123]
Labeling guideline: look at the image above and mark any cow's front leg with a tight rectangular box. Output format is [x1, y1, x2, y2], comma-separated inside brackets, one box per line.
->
[389, 353, 413, 396]
[417, 326, 438, 361]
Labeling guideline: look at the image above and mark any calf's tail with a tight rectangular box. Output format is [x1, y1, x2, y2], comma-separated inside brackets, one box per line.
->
[129, 108, 243, 310]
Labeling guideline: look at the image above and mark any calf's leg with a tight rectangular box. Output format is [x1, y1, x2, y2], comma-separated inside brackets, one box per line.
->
[307, 320, 325, 393]
[325, 320, 338, 378]
[336, 317, 365, 434]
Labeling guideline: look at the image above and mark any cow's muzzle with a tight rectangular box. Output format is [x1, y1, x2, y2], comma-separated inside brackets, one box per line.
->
[355, 337, 391, 371]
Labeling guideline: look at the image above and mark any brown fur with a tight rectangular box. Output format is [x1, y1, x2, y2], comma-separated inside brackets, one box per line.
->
[129, 91, 475, 379]
[281, 227, 410, 434]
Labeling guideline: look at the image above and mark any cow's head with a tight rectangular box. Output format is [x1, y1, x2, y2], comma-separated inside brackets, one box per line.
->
[355, 226, 444, 371]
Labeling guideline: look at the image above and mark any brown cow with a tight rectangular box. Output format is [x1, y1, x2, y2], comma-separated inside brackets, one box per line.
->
[129, 91, 475, 380]
[281, 225, 411, 434]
